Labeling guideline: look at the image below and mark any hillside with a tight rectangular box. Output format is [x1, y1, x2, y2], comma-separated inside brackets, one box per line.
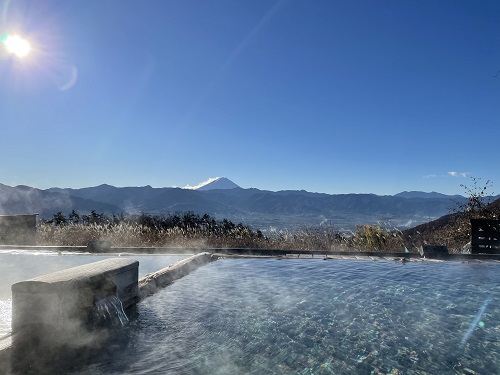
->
[44, 183, 466, 230]
[0, 183, 121, 217]
[401, 198, 500, 253]
[1, 181, 471, 231]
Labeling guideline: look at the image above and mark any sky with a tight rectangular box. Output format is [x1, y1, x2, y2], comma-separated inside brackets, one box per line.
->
[1, 0, 499, 195]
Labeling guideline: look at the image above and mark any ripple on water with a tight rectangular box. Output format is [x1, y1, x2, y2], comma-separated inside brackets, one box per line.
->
[65, 259, 500, 374]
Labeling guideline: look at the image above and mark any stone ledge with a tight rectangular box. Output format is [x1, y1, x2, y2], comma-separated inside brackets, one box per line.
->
[139, 252, 215, 299]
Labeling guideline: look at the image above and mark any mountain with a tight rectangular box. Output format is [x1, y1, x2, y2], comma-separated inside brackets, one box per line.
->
[194, 177, 240, 191]
[394, 191, 463, 199]
[47, 184, 170, 212]
[1, 180, 472, 231]
[0, 183, 121, 217]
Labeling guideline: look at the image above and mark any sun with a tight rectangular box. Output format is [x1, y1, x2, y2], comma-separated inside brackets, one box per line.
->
[1, 33, 31, 58]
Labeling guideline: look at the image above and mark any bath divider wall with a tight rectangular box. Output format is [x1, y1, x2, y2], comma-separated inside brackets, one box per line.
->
[12, 258, 138, 335]
[9, 258, 139, 372]
[0, 253, 214, 374]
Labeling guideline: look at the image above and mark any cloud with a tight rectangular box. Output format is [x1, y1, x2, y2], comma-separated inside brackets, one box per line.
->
[448, 171, 468, 178]
[183, 177, 220, 190]
[423, 174, 437, 178]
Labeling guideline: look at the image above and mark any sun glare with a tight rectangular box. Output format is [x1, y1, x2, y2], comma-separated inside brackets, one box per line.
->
[1, 33, 31, 58]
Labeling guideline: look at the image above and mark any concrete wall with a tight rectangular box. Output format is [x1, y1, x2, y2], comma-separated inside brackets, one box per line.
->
[0, 214, 37, 245]
[12, 258, 138, 333]
[2, 253, 215, 373]
[9, 257, 138, 373]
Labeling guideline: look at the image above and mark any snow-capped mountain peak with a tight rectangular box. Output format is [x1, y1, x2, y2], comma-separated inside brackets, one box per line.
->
[184, 177, 240, 191]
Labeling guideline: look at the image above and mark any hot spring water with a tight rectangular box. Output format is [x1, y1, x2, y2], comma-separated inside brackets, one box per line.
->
[67, 258, 500, 375]
[3, 252, 500, 374]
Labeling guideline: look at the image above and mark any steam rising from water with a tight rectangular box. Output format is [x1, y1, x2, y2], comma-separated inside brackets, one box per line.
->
[69, 259, 500, 374]
[3, 254, 500, 374]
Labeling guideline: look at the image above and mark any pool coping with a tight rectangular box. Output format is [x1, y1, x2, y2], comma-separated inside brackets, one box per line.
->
[2, 245, 500, 261]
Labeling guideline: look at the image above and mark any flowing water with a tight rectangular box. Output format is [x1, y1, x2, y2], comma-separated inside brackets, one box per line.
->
[67, 258, 500, 375]
[94, 295, 130, 327]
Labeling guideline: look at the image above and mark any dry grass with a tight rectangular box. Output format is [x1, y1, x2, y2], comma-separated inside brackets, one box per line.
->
[36, 221, 407, 252]
[36, 221, 266, 249]
[39, 196, 500, 253]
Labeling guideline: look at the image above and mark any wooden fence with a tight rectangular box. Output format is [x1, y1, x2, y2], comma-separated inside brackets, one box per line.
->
[471, 219, 500, 254]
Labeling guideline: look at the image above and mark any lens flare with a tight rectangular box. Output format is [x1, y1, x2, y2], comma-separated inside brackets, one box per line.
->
[1, 33, 31, 58]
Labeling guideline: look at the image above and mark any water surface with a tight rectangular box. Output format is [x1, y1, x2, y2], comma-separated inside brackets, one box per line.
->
[70, 258, 500, 374]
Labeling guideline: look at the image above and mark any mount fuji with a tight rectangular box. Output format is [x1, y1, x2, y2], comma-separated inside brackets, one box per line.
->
[192, 177, 240, 191]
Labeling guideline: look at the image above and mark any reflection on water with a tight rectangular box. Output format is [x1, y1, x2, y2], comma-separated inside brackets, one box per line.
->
[68, 258, 500, 375]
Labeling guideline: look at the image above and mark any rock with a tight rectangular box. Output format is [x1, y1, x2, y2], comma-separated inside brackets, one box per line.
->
[87, 240, 112, 252]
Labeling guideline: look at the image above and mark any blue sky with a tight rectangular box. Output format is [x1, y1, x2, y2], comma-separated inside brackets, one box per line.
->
[1, 0, 499, 195]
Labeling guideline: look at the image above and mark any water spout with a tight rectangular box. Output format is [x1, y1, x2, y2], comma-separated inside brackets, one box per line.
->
[94, 295, 129, 327]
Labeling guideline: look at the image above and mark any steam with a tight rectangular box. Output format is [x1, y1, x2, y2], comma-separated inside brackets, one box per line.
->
[0, 183, 72, 216]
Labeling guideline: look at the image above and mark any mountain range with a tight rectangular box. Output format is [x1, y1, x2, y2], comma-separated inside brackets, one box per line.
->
[0, 177, 486, 231]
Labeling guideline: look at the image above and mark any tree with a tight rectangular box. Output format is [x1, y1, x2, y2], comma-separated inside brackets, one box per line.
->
[83, 210, 106, 225]
[454, 177, 495, 220]
[52, 211, 67, 226]
[68, 210, 80, 224]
